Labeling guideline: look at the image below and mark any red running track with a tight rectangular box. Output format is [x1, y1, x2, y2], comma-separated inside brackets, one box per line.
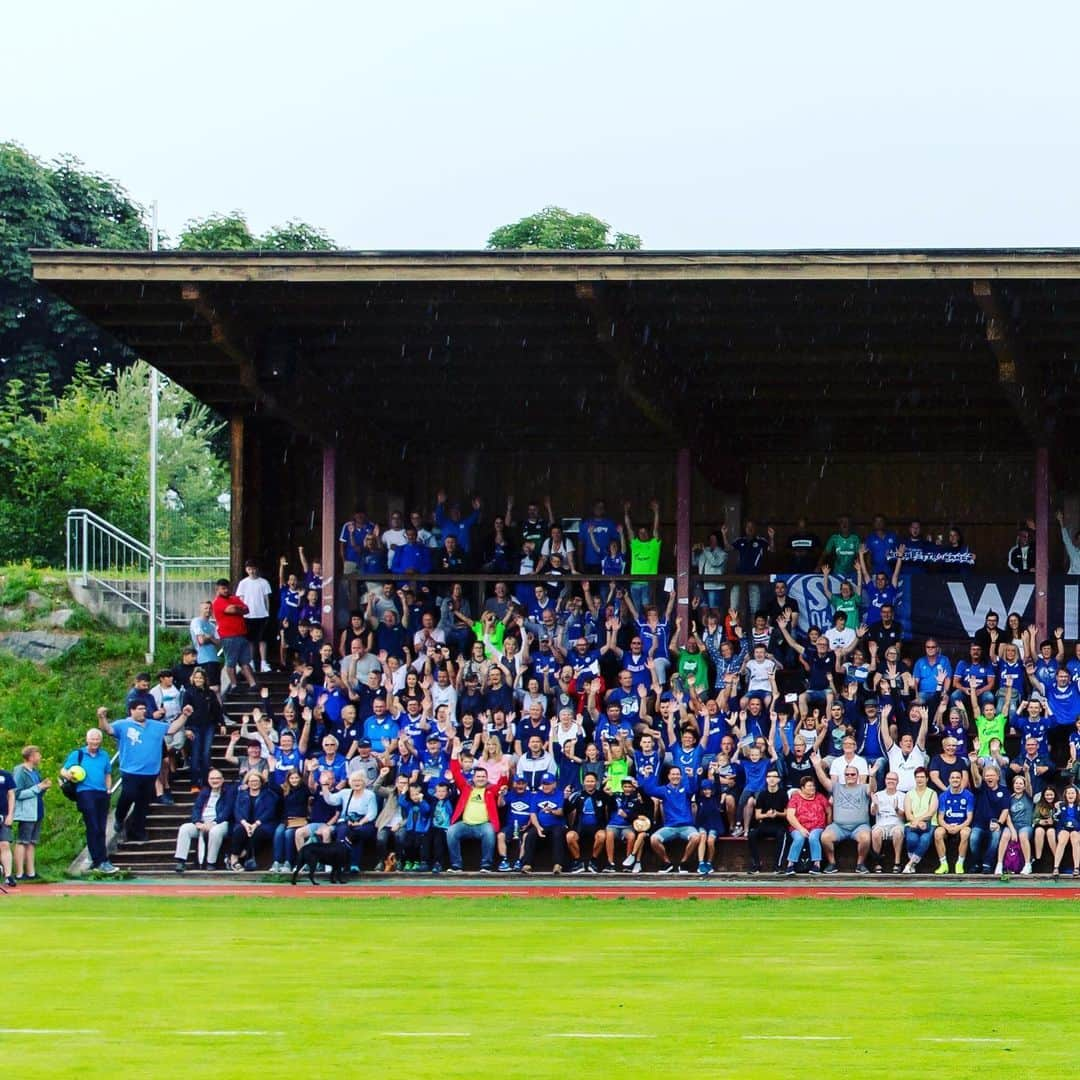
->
[7, 883, 1080, 901]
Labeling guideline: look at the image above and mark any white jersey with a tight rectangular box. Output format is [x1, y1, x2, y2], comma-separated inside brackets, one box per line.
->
[745, 658, 777, 694]
[235, 576, 272, 619]
[887, 744, 928, 793]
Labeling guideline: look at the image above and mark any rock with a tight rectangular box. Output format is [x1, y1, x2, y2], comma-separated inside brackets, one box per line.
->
[0, 631, 82, 662]
[1, 607, 20, 622]
[24, 590, 49, 610]
[47, 608, 75, 628]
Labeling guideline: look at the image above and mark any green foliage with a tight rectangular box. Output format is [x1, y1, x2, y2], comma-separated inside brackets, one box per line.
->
[177, 210, 255, 251]
[0, 573, 187, 877]
[0, 563, 44, 605]
[179, 212, 337, 252]
[0, 142, 149, 393]
[0, 360, 228, 564]
[260, 219, 337, 251]
[487, 206, 641, 251]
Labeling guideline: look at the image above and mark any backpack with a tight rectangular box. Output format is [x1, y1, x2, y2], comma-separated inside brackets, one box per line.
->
[60, 750, 84, 801]
[1001, 839, 1024, 875]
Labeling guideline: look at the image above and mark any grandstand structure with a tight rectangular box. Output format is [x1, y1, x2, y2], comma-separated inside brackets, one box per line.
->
[32, 248, 1080, 637]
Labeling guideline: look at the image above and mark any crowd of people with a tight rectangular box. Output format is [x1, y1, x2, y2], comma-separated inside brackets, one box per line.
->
[37, 499, 1080, 880]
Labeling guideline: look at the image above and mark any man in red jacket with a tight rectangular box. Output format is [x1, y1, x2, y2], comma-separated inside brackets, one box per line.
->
[447, 737, 507, 873]
[211, 579, 257, 696]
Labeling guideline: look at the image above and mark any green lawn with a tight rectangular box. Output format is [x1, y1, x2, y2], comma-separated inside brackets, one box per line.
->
[2, 895, 1075, 1078]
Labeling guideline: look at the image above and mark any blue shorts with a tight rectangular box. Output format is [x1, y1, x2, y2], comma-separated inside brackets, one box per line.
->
[654, 825, 700, 844]
[827, 823, 870, 843]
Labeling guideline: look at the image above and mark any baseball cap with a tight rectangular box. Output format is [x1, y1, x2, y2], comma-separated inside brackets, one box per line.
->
[659, 691, 675, 702]
[357, 738, 372, 748]
[539, 772, 556, 784]
[512, 773, 527, 783]
[699, 779, 715, 792]
[426, 733, 442, 743]
[621, 776, 638, 786]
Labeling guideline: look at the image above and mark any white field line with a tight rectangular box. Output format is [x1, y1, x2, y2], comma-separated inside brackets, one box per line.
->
[546, 1033, 649, 1039]
[742, 1035, 849, 1041]
[381, 1031, 472, 1037]
[918, 1037, 1014, 1044]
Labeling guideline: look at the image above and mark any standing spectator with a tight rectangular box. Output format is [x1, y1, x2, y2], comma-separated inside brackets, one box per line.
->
[189, 600, 221, 692]
[12, 746, 50, 881]
[0, 761, 14, 886]
[236, 560, 273, 674]
[729, 520, 774, 619]
[98, 702, 189, 843]
[695, 531, 728, 612]
[862, 515, 898, 576]
[174, 769, 234, 872]
[786, 518, 821, 573]
[1056, 510, 1080, 574]
[60, 728, 116, 875]
[821, 516, 860, 580]
[180, 667, 224, 793]
[211, 579, 257, 696]
[623, 499, 661, 612]
[580, 500, 619, 575]
[339, 508, 373, 609]
[1007, 522, 1036, 573]
[870, 771, 906, 873]
[435, 490, 482, 554]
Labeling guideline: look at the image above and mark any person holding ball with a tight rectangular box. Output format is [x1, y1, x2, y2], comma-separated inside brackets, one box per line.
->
[60, 727, 117, 875]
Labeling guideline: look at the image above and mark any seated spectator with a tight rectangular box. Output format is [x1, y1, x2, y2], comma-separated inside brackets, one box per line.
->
[174, 769, 234, 872]
[641, 765, 701, 873]
[565, 772, 611, 873]
[1052, 786, 1080, 877]
[227, 772, 278, 872]
[447, 739, 507, 872]
[969, 757, 1011, 874]
[1032, 783, 1057, 870]
[326, 772, 379, 872]
[995, 772, 1035, 876]
[902, 767, 938, 873]
[746, 769, 788, 874]
[522, 772, 568, 874]
[812, 753, 872, 874]
[783, 775, 831, 875]
[933, 769, 975, 874]
[270, 769, 310, 874]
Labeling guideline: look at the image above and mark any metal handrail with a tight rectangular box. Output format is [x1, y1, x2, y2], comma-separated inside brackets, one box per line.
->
[66, 508, 228, 627]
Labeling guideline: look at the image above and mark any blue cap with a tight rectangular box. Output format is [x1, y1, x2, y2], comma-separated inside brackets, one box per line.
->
[659, 691, 675, 702]
[540, 772, 556, 784]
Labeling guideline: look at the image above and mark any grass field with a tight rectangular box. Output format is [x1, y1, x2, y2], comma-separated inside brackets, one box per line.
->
[3, 894, 1077, 1079]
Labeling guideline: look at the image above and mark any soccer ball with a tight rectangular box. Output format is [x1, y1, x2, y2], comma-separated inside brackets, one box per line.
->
[68, 765, 87, 783]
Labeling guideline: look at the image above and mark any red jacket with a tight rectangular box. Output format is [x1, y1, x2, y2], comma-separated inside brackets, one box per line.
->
[449, 757, 507, 826]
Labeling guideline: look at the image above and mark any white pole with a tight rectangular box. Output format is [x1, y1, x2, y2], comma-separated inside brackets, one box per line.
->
[147, 201, 159, 663]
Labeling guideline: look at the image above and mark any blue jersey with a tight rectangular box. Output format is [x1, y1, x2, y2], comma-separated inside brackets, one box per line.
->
[647, 781, 695, 828]
[313, 753, 348, 787]
[621, 652, 651, 692]
[112, 718, 170, 776]
[601, 554, 626, 576]
[1055, 803, 1080, 831]
[503, 789, 534, 834]
[938, 789, 975, 826]
[1046, 684, 1080, 726]
[862, 582, 898, 624]
[633, 747, 663, 786]
[731, 536, 769, 574]
[996, 658, 1025, 696]
[865, 532, 898, 575]
[61, 748, 111, 793]
[533, 788, 565, 828]
[1034, 658, 1059, 689]
[1014, 715, 1050, 756]
[606, 689, 642, 723]
[672, 746, 705, 794]
[955, 661, 994, 691]
[637, 620, 671, 660]
[739, 756, 770, 793]
[569, 648, 602, 680]
[271, 746, 303, 785]
[595, 716, 635, 748]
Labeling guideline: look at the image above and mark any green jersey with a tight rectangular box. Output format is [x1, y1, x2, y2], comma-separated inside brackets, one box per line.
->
[823, 533, 860, 576]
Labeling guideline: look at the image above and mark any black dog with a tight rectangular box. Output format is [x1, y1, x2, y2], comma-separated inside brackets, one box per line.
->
[291, 841, 352, 885]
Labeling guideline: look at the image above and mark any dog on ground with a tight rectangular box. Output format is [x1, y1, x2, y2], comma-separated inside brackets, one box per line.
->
[291, 841, 352, 885]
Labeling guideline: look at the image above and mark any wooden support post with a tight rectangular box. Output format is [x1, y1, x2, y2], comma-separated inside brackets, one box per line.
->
[1036, 445, 1050, 637]
[676, 447, 692, 645]
[321, 444, 337, 639]
[229, 415, 244, 585]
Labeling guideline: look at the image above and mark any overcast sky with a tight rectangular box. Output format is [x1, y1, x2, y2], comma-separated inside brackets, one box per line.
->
[5, 1, 1080, 250]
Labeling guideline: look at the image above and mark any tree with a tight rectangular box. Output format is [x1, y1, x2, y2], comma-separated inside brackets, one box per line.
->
[0, 361, 229, 565]
[487, 206, 641, 250]
[0, 143, 149, 393]
[179, 212, 336, 251]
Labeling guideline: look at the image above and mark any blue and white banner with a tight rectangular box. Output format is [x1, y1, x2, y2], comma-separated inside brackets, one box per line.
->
[775, 574, 911, 638]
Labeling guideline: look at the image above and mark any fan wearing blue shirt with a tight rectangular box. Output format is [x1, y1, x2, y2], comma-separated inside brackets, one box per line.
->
[580, 502, 620, 571]
[640, 766, 701, 872]
[951, 643, 996, 706]
[933, 772, 975, 874]
[857, 551, 902, 627]
[100, 701, 189, 843]
[863, 517, 899, 576]
[434, 491, 481, 553]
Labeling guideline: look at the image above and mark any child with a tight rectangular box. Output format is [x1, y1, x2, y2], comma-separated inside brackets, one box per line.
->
[601, 539, 625, 577]
[708, 752, 739, 834]
[401, 784, 432, 871]
[13, 746, 51, 881]
[695, 779, 726, 875]
[425, 779, 454, 873]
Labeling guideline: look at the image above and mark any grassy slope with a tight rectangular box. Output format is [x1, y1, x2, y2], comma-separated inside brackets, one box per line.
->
[0, 566, 185, 875]
[2, 895, 1076, 1078]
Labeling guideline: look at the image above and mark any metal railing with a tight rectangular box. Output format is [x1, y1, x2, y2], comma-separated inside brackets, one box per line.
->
[66, 508, 228, 627]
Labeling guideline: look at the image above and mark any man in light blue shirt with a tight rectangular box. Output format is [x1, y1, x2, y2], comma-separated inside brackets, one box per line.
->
[98, 702, 189, 842]
[61, 727, 116, 873]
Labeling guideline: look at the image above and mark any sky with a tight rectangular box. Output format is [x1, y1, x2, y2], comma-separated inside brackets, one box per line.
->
[5, 0, 1080, 250]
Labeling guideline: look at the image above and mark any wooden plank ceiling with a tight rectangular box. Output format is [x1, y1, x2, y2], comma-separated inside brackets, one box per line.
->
[30, 250, 1080, 457]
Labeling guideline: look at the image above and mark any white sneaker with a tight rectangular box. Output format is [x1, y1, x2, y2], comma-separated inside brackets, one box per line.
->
[621, 854, 636, 869]
[732, 825, 745, 837]
[902, 861, 916, 875]
[1020, 863, 1033, 876]
[282, 863, 293, 874]
[631, 862, 642, 874]
[994, 863, 1004, 875]
[260, 662, 272, 673]
[269, 861, 281, 874]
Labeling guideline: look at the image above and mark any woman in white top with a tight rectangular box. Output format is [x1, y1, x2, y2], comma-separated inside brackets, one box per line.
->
[870, 771, 906, 872]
